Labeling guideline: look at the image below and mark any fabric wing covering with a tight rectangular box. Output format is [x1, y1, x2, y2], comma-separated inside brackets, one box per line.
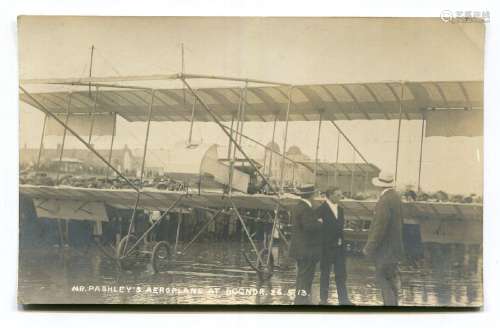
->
[425, 109, 483, 137]
[20, 80, 483, 137]
[298, 161, 380, 175]
[19, 185, 304, 212]
[340, 199, 482, 221]
[20, 185, 482, 222]
[45, 113, 116, 136]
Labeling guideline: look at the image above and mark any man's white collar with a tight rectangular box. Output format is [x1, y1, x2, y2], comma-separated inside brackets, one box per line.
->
[325, 198, 337, 208]
[325, 198, 338, 217]
[302, 198, 312, 207]
[381, 188, 393, 197]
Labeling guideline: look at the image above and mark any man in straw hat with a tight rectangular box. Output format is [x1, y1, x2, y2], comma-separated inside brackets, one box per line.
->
[289, 184, 323, 305]
[363, 171, 404, 306]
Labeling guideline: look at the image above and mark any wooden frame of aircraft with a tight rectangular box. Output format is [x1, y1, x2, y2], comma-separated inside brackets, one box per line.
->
[19, 72, 484, 279]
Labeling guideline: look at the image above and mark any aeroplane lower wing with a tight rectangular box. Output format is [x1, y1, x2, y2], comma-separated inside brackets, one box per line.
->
[20, 185, 482, 222]
[19, 184, 304, 215]
[340, 199, 482, 221]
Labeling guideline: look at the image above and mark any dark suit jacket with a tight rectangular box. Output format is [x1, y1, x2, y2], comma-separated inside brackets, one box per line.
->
[364, 189, 404, 264]
[316, 202, 345, 259]
[289, 200, 323, 260]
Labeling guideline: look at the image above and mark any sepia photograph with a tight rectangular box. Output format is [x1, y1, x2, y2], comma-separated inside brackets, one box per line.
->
[17, 16, 484, 307]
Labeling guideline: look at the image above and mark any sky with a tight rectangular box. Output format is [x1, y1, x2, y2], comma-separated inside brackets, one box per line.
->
[18, 17, 484, 194]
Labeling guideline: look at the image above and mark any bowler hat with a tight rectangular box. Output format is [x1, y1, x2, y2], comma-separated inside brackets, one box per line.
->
[293, 184, 317, 197]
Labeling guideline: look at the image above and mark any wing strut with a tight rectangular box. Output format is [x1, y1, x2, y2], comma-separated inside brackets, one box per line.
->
[417, 111, 426, 192]
[314, 111, 323, 187]
[329, 120, 370, 165]
[394, 82, 405, 184]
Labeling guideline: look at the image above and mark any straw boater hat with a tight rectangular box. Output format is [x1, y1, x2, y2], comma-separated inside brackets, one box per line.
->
[294, 184, 317, 197]
[372, 171, 395, 188]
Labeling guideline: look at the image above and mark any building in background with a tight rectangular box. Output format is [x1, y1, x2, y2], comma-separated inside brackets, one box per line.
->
[261, 143, 380, 195]
[20, 144, 139, 175]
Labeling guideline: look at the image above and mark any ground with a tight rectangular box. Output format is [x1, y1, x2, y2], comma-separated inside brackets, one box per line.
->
[18, 242, 482, 306]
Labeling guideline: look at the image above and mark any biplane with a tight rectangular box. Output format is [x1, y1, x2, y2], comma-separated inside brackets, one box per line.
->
[19, 72, 484, 279]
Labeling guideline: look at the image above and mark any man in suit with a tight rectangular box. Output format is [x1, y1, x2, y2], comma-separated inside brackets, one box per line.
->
[363, 171, 404, 306]
[289, 184, 323, 305]
[317, 187, 352, 305]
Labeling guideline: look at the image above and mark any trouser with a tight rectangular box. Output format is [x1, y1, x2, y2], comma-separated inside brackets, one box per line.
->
[375, 262, 400, 306]
[319, 249, 350, 304]
[294, 258, 318, 305]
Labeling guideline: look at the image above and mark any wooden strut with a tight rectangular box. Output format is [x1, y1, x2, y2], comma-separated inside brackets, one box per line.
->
[181, 73, 290, 87]
[227, 114, 235, 159]
[181, 209, 224, 255]
[174, 213, 183, 254]
[364, 170, 368, 191]
[88, 45, 94, 96]
[314, 111, 323, 187]
[188, 97, 197, 145]
[22, 72, 288, 86]
[238, 82, 248, 148]
[350, 149, 356, 196]
[329, 120, 370, 165]
[123, 90, 156, 254]
[279, 87, 293, 193]
[123, 194, 186, 257]
[394, 82, 405, 185]
[266, 115, 278, 176]
[105, 113, 117, 180]
[88, 86, 99, 145]
[36, 113, 48, 169]
[55, 93, 73, 247]
[50, 81, 154, 90]
[417, 111, 426, 192]
[181, 43, 185, 107]
[87, 44, 96, 142]
[335, 132, 340, 185]
[229, 199, 265, 266]
[55, 93, 73, 184]
[265, 205, 280, 268]
[228, 89, 244, 194]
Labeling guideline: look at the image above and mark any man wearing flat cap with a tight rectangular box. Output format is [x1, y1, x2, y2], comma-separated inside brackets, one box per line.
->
[363, 171, 404, 306]
[289, 184, 323, 305]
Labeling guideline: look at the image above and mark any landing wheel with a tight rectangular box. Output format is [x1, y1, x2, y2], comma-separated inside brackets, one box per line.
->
[151, 241, 172, 274]
[256, 248, 274, 280]
[116, 234, 138, 271]
[244, 247, 274, 281]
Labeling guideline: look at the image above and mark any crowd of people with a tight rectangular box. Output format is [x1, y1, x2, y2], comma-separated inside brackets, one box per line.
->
[19, 168, 187, 191]
[350, 188, 482, 204]
[20, 161, 482, 205]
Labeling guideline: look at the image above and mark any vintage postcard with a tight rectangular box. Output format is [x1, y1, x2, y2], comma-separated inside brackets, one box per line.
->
[18, 16, 484, 306]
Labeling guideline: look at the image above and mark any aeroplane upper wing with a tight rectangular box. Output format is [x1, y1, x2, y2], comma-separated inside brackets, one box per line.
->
[19, 80, 482, 129]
